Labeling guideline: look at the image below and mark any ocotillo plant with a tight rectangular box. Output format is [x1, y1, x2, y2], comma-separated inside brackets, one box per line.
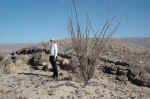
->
[68, 0, 120, 84]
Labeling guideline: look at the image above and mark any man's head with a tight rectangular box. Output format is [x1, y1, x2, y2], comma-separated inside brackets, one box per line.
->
[50, 38, 55, 44]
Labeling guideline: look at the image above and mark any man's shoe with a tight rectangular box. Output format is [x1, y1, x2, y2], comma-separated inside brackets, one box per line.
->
[54, 76, 59, 81]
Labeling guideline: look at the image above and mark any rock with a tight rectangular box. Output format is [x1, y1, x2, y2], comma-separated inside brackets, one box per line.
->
[62, 59, 70, 66]
[5, 62, 16, 74]
[0, 55, 31, 74]
[99, 56, 130, 67]
[58, 53, 72, 59]
[56, 55, 79, 73]
[56, 56, 64, 62]
[116, 65, 129, 76]
[16, 64, 30, 73]
[56, 56, 69, 67]
[0, 58, 16, 74]
[29, 52, 49, 66]
[42, 62, 52, 71]
[58, 58, 70, 70]
[42, 62, 47, 66]
[103, 63, 118, 74]
[15, 55, 30, 65]
[116, 75, 128, 82]
[103, 62, 150, 88]
[16, 46, 44, 55]
[113, 60, 129, 67]
[127, 66, 150, 87]
[142, 73, 150, 87]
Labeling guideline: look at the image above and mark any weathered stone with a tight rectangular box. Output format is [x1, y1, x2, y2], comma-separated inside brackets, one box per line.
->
[127, 67, 150, 87]
[116, 75, 128, 82]
[16, 47, 44, 55]
[116, 65, 129, 76]
[29, 52, 49, 66]
[103, 63, 118, 74]
[15, 55, 30, 65]
[0, 58, 16, 74]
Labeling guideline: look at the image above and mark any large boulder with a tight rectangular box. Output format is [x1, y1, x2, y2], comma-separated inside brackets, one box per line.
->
[103, 59, 150, 88]
[16, 46, 44, 55]
[127, 66, 150, 87]
[16, 63, 30, 73]
[103, 63, 118, 74]
[29, 52, 49, 65]
[14, 55, 30, 65]
[0, 54, 31, 74]
[57, 56, 79, 73]
[103, 63, 129, 76]
[28, 52, 49, 70]
[57, 56, 70, 70]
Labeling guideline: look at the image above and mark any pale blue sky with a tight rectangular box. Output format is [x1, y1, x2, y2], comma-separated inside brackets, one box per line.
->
[0, 0, 150, 43]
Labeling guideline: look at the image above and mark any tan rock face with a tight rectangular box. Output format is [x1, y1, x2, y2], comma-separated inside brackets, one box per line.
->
[0, 55, 31, 74]
[29, 52, 49, 66]
[15, 55, 30, 64]
[0, 58, 16, 74]
[4, 63, 16, 74]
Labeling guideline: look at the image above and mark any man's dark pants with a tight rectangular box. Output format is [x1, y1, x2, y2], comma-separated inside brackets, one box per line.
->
[49, 56, 58, 78]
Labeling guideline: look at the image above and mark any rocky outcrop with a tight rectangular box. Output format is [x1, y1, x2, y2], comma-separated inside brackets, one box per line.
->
[57, 56, 70, 70]
[0, 58, 16, 74]
[127, 67, 150, 87]
[28, 52, 50, 70]
[1, 40, 150, 89]
[103, 62, 129, 83]
[14, 55, 30, 65]
[15, 47, 48, 55]
[102, 58, 150, 88]
[0, 54, 31, 74]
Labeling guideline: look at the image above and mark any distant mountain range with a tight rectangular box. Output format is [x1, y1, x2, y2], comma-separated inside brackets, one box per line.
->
[0, 37, 150, 53]
[0, 43, 35, 52]
[124, 37, 150, 48]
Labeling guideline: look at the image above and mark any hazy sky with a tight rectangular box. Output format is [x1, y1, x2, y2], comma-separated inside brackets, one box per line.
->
[0, 0, 150, 43]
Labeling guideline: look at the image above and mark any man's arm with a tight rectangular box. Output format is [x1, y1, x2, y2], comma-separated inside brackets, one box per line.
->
[54, 44, 58, 58]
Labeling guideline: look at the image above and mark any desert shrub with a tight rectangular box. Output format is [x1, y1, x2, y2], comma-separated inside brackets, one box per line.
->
[68, 0, 119, 84]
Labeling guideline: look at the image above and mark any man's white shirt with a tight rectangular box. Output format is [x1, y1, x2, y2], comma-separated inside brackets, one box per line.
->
[50, 43, 58, 58]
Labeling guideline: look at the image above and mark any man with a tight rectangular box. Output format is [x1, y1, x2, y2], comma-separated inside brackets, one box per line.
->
[49, 38, 58, 79]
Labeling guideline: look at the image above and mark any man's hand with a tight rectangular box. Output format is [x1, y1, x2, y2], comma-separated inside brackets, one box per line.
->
[54, 57, 56, 62]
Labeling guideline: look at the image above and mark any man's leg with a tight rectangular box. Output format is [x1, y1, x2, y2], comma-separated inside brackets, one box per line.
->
[50, 56, 55, 77]
[52, 57, 58, 78]
[50, 56, 58, 78]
